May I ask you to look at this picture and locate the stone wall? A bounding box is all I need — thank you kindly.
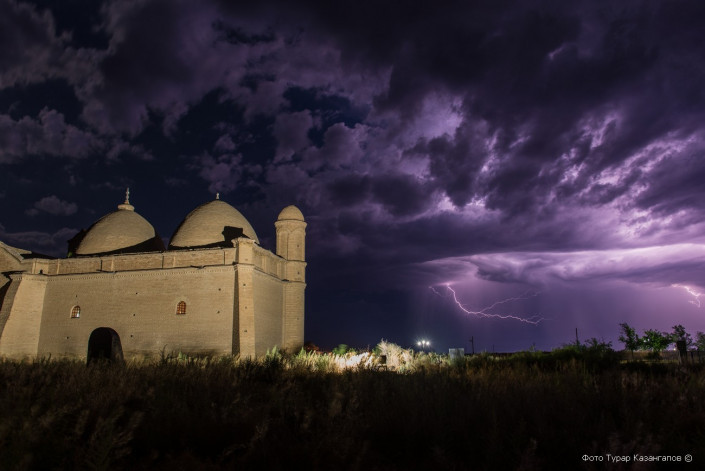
[253,270,284,357]
[0,234,304,360]
[0,274,47,358]
[282,280,305,352]
[36,266,236,359]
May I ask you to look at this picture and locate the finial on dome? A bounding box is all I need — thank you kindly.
[118,187,135,211]
[216,192,220,200]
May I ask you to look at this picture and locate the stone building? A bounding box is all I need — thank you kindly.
[0,192,306,361]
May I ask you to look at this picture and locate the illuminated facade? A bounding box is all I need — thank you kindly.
[0,193,306,360]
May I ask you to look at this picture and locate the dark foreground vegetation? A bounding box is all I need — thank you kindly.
[1,347,705,470]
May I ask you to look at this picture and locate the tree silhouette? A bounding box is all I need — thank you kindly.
[671,324,693,348]
[695,332,705,352]
[641,329,671,358]
[618,323,641,359]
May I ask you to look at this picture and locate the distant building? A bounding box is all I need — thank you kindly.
[0,192,306,361]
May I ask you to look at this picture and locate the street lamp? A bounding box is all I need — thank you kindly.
[417,339,431,351]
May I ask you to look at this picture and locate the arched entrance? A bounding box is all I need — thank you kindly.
[87,327,124,364]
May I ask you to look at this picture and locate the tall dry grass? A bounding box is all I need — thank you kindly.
[0,348,704,470]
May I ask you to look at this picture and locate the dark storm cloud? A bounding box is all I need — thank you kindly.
[0,108,100,162]
[301,123,366,171]
[326,174,370,208]
[296,0,705,221]
[2,0,705,352]
[418,120,488,208]
[272,110,313,161]
[82,0,228,135]
[0,0,62,86]
[634,144,705,216]
[212,0,705,259]
[195,152,244,194]
[370,173,434,217]
[3,0,705,293]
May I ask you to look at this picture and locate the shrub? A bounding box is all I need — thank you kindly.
[642,329,672,358]
[332,344,350,355]
[376,340,415,371]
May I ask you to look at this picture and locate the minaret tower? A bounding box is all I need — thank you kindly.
[275,206,306,351]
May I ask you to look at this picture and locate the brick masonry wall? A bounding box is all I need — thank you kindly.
[0,274,47,358]
[253,270,284,357]
[282,281,305,352]
[1,237,302,360]
[36,267,236,359]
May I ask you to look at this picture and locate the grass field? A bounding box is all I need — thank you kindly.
[1,346,704,470]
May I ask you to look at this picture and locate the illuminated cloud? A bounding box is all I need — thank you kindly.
[459,244,705,290]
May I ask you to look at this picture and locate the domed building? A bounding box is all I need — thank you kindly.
[0,191,306,361]
[70,190,166,257]
[169,197,260,249]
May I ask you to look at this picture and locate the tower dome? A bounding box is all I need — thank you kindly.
[277,205,305,222]
[169,197,259,249]
[75,190,164,256]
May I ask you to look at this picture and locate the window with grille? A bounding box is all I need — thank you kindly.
[71,306,81,318]
[176,301,186,315]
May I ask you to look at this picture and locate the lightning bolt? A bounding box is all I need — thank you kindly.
[672,284,703,308]
[431,284,546,324]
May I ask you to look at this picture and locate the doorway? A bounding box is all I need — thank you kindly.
[87,327,124,364]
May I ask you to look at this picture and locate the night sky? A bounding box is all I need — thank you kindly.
[2,0,705,352]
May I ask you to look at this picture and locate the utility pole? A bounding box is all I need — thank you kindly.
[575,327,579,346]
[469,336,475,355]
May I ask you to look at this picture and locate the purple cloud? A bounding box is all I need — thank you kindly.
[0,109,100,162]
[273,110,313,162]
[466,244,705,289]
[26,195,78,217]
[0,223,76,254]
[3,0,705,350]
[0,0,64,87]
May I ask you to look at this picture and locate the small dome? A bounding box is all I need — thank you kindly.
[169,199,259,249]
[75,197,164,256]
[277,205,305,222]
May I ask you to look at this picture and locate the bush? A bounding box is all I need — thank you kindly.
[332,344,350,355]
[376,340,415,372]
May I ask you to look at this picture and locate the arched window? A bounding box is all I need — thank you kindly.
[176,301,186,315]
[71,306,81,318]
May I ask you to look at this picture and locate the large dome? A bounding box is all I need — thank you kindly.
[75,195,164,256]
[169,199,259,249]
